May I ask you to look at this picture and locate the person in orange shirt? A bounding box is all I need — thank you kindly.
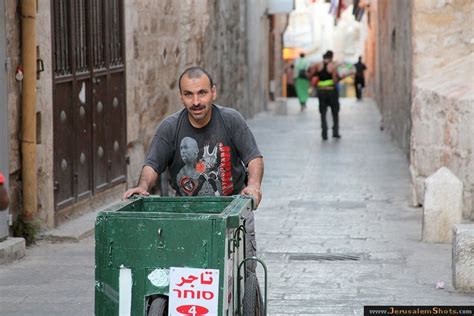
[0,172,9,210]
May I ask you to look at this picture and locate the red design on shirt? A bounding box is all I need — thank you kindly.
[195,161,206,173]
[219,143,233,195]
[179,176,197,195]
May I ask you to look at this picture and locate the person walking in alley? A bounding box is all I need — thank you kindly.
[294,52,311,111]
[285,63,296,97]
[123,66,264,273]
[0,172,9,210]
[354,56,367,101]
[312,50,341,140]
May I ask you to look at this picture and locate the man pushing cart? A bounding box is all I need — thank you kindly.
[95,67,266,315]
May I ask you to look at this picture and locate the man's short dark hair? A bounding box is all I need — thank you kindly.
[299,53,305,58]
[178,67,215,92]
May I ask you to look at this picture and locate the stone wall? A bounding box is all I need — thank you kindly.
[5,0,22,221]
[271,15,289,99]
[124,0,186,187]
[410,62,473,219]
[410,0,474,219]
[5,0,275,228]
[203,0,249,115]
[5,1,59,228]
[364,1,377,97]
[35,2,55,228]
[372,0,474,218]
[5,1,20,176]
[125,0,269,187]
[245,0,270,116]
[374,0,413,157]
[412,0,473,80]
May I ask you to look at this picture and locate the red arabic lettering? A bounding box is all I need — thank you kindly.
[176,274,198,287]
[200,271,213,285]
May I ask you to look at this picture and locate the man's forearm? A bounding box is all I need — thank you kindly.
[137,166,159,191]
[247,157,264,188]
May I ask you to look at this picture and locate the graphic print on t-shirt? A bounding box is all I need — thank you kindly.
[176,137,233,196]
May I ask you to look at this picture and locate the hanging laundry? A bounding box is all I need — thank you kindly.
[329,0,339,16]
[337,0,347,20]
[353,0,360,16]
[353,0,366,22]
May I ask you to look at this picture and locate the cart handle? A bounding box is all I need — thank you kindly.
[234,194,257,210]
[229,225,246,256]
[237,257,268,316]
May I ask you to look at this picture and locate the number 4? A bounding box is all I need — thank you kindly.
[188,305,197,316]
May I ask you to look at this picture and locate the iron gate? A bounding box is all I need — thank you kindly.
[52,0,126,210]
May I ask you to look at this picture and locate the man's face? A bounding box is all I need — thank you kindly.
[180,74,217,128]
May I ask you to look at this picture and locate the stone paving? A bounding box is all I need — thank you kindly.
[0,97,472,315]
[252,98,474,315]
[0,238,94,315]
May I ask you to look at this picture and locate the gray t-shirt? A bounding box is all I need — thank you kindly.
[144,105,262,196]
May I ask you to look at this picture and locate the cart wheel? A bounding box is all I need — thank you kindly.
[148,296,168,316]
[243,273,264,316]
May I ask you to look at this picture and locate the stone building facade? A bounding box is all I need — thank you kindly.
[410,0,473,218]
[3,0,288,231]
[372,0,473,218]
[373,0,413,157]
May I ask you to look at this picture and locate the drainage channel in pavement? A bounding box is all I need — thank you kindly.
[289,253,363,262]
[260,251,406,264]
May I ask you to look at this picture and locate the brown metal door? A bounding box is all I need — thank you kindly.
[52,0,126,210]
[52,1,77,209]
[106,0,127,186]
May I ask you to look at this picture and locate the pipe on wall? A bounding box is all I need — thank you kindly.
[20,0,37,221]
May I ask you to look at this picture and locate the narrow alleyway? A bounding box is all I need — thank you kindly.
[0,97,472,316]
[253,98,474,314]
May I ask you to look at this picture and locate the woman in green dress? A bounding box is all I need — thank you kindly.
[294,53,310,111]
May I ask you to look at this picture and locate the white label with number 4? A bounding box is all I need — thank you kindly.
[169,267,220,315]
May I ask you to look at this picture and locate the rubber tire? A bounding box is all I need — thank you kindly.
[148,296,168,316]
[243,273,264,316]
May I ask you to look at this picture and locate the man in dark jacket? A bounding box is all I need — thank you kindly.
[354,56,367,101]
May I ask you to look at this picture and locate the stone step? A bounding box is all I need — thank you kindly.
[0,237,25,265]
[453,223,474,292]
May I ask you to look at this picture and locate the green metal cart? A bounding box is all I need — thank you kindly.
[95,195,266,316]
